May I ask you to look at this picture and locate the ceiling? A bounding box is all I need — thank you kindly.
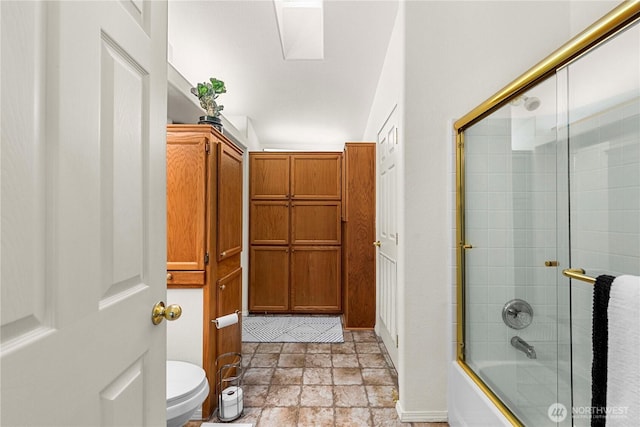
[167,0,399,150]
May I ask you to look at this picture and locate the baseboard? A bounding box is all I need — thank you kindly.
[396,401,448,422]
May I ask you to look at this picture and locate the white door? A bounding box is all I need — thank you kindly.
[1,1,168,426]
[376,107,399,365]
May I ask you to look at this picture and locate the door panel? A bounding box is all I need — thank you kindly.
[291,246,341,312]
[166,135,207,270]
[0,2,167,425]
[217,268,242,358]
[250,201,290,245]
[376,107,399,363]
[291,201,342,245]
[249,247,290,311]
[291,154,342,199]
[250,154,290,199]
[218,141,243,260]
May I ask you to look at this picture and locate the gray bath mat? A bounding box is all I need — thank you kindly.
[242,315,344,343]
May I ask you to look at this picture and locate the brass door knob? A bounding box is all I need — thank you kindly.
[151,301,182,325]
[373,241,381,247]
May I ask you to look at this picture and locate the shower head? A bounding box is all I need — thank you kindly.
[523,96,541,111]
[510,95,541,111]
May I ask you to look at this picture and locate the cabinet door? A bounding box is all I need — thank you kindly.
[291,154,342,200]
[217,267,242,358]
[250,154,290,199]
[291,246,341,312]
[249,246,290,312]
[166,135,207,270]
[250,201,290,245]
[291,201,342,245]
[218,140,243,261]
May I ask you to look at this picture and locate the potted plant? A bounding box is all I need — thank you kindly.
[191,77,226,131]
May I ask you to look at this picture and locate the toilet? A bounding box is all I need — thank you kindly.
[166,361,210,427]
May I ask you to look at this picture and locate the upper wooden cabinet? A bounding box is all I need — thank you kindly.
[291,154,341,200]
[249,153,342,200]
[250,154,290,199]
[217,141,243,261]
[166,135,207,271]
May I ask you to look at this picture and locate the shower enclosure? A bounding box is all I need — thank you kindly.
[454,4,640,426]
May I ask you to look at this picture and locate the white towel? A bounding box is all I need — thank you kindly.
[606,275,640,426]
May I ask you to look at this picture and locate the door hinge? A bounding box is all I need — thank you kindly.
[396,335,399,348]
[204,252,210,265]
[395,233,398,245]
[205,141,211,154]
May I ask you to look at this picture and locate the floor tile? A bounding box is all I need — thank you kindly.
[334,407,372,426]
[281,342,307,354]
[250,353,279,368]
[361,368,395,385]
[334,385,369,407]
[256,407,298,427]
[298,407,334,427]
[332,353,360,367]
[333,367,363,385]
[271,367,303,385]
[190,328,450,427]
[278,353,305,368]
[265,385,301,407]
[365,385,397,407]
[244,367,274,385]
[299,385,333,406]
[304,353,332,368]
[303,367,332,385]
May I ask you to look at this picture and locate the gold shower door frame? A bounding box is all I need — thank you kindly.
[453,2,640,426]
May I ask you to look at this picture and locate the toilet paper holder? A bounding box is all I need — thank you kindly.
[212,310,241,329]
[215,351,244,422]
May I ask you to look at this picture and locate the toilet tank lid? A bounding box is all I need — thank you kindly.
[167,360,207,401]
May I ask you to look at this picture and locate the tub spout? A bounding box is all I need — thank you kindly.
[511,336,537,359]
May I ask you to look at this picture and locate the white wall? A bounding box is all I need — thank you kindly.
[363,0,623,421]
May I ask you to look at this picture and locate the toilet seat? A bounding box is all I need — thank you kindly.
[167,361,209,427]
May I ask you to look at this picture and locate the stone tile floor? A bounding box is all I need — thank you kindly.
[186,330,448,427]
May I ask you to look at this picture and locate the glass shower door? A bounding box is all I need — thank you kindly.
[463,75,572,425]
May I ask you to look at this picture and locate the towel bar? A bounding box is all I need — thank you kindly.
[562,268,596,285]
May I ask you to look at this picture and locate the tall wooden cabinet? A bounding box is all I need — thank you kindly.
[249,153,342,313]
[342,143,376,329]
[166,124,243,418]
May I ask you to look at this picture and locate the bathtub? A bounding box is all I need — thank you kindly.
[448,361,575,427]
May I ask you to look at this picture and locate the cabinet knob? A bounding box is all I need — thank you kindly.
[166,273,173,281]
[221,251,227,257]
[220,284,226,291]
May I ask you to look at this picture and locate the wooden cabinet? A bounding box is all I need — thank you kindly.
[166,124,243,418]
[249,246,289,312]
[342,143,376,329]
[249,152,342,313]
[291,246,341,312]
